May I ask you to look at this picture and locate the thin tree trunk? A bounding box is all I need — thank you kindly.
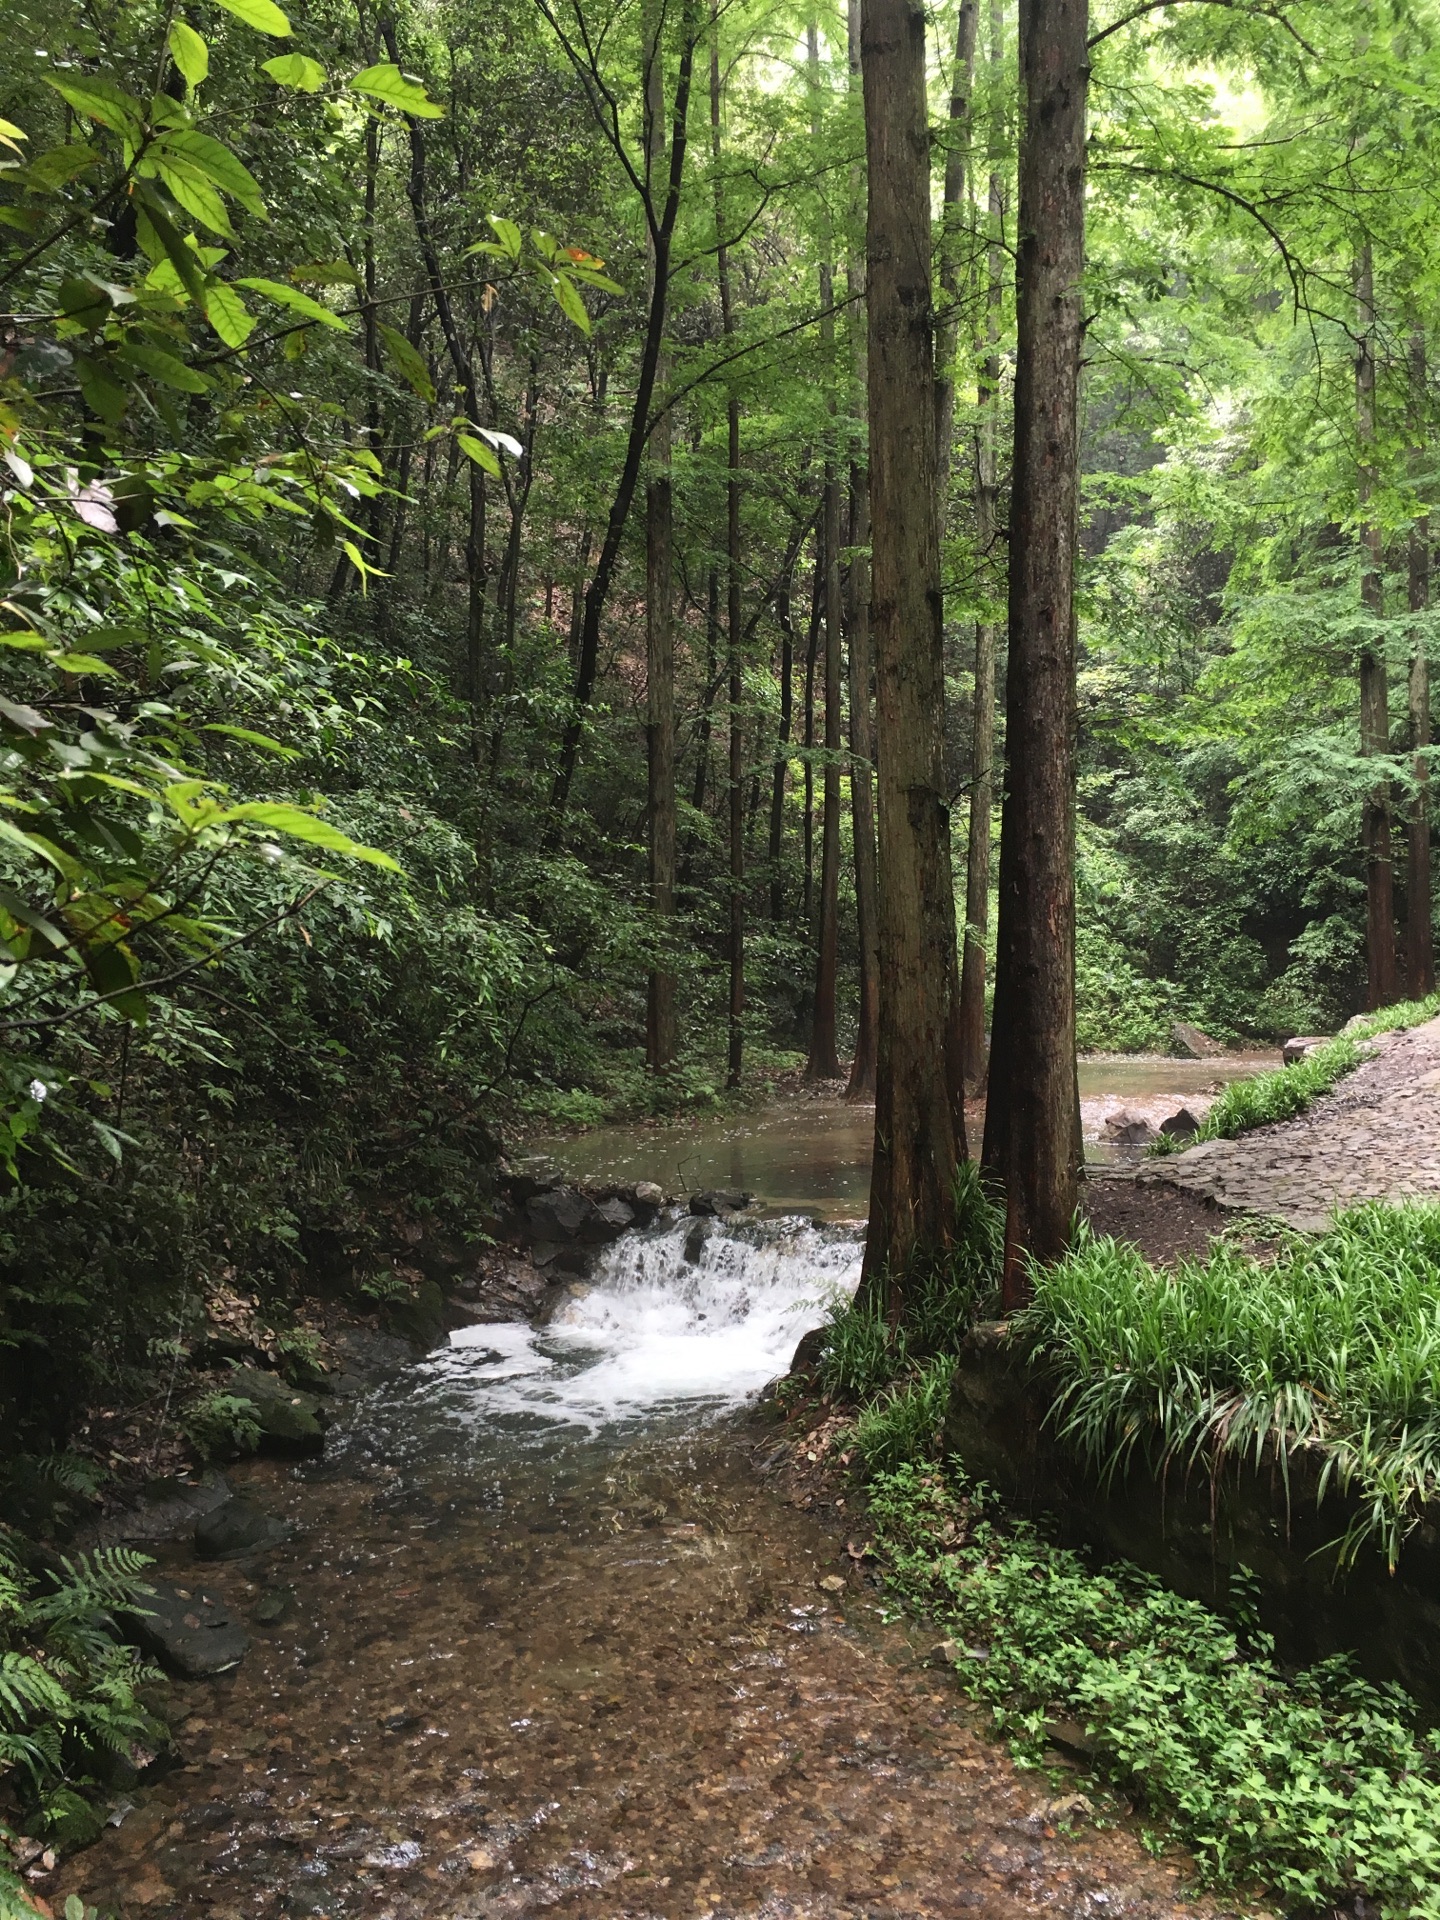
[1408,328,1435,999]
[727,394,745,1087]
[1356,243,1397,1011]
[984,0,1087,1306]
[858,0,967,1312]
[646,4,678,1072]
[845,0,879,1101]
[957,0,1005,1093]
[768,565,796,923]
[933,0,979,487]
[802,544,821,932]
[805,20,844,1081]
[693,565,720,815]
[550,12,696,815]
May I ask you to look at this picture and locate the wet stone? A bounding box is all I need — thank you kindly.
[121,1578,249,1678]
[228,1367,331,1455]
[195,1495,290,1560]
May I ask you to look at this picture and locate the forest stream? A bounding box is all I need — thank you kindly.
[53,1074,1274,1920]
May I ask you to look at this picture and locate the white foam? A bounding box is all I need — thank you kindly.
[443,1214,861,1432]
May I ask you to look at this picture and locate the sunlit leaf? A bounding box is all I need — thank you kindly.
[237,277,346,329]
[201,278,254,348]
[350,62,443,117]
[168,21,210,89]
[46,77,145,141]
[212,0,292,35]
[456,433,501,477]
[262,53,327,91]
[220,801,402,869]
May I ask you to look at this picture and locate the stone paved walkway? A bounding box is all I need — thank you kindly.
[1138,1014,1440,1232]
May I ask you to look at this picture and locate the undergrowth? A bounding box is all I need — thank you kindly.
[0,1530,162,1908]
[868,1460,1440,1916]
[1151,990,1440,1153]
[814,1161,1004,1404]
[1017,1200,1440,1566]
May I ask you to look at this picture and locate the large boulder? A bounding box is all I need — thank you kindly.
[1169,1021,1222,1059]
[227,1367,330,1455]
[524,1186,601,1244]
[1101,1108,1157,1146]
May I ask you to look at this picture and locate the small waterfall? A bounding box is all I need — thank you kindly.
[444,1212,862,1432]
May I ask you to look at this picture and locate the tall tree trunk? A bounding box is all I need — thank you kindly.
[646,5,678,1072]
[806,20,844,1081]
[933,0,979,486]
[713,12,745,1087]
[983,0,1087,1307]
[549,12,696,815]
[859,0,967,1312]
[845,0,879,1101]
[1356,244,1397,1011]
[1407,328,1435,999]
[957,0,1005,1093]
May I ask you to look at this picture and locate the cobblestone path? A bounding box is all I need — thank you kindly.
[1139,1014,1440,1232]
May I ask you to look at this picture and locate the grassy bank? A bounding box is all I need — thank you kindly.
[807,1183,1440,1915]
[1153,991,1440,1151]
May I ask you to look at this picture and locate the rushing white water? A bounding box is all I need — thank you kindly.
[441,1212,861,1434]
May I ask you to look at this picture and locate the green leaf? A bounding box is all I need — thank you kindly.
[117,341,212,392]
[212,0,292,34]
[155,129,266,219]
[201,723,299,757]
[261,53,326,91]
[350,62,443,117]
[133,186,207,303]
[378,321,434,402]
[0,115,25,158]
[236,277,346,329]
[201,278,254,348]
[22,143,99,191]
[168,20,210,88]
[149,156,233,238]
[550,271,590,335]
[57,274,111,332]
[456,433,501,477]
[487,214,522,259]
[221,802,402,870]
[291,259,361,286]
[75,355,129,424]
[46,76,145,141]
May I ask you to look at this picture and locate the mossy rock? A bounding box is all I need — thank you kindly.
[385,1279,448,1351]
[227,1367,330,1456]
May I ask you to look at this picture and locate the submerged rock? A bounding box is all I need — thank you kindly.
[194,1495,290,1561]
[1101,1109,1157,1146]
[227,1367,330,1455]
[689,1189,751,1216]
[122,1579,249,1678]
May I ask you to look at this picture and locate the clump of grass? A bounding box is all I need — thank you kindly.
[1015,1200,1440,1566]
[847,1355,956,1473]
[869,1458,1440,1916]
[1152,990,1440,1154]
[814,1160,1003,1404]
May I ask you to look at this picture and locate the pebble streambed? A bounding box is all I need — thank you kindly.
[60,1214,1233,1920]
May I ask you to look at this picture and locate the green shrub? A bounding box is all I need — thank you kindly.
[178,1390,262,1462]
[0,1529,162,1898]
[815,1161,1004,1401]
[1016,1200,1440,1566]
[848,1356,956,1474]
[868,1460,1440,1916]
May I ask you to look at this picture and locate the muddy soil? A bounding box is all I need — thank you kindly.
[55,1403,1243,1920]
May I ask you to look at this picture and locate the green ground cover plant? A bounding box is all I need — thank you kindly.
[0,1531,161,1909]
[1152,992,1440,1153]
[868,1460,1440,1916]
[1017,1200,1440,1567]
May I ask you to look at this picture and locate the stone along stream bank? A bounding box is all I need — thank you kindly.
[55,1212,1236,1920]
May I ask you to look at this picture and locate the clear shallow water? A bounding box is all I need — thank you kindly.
[58,1212,1218,1918]
[528,1053,1281,1214]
